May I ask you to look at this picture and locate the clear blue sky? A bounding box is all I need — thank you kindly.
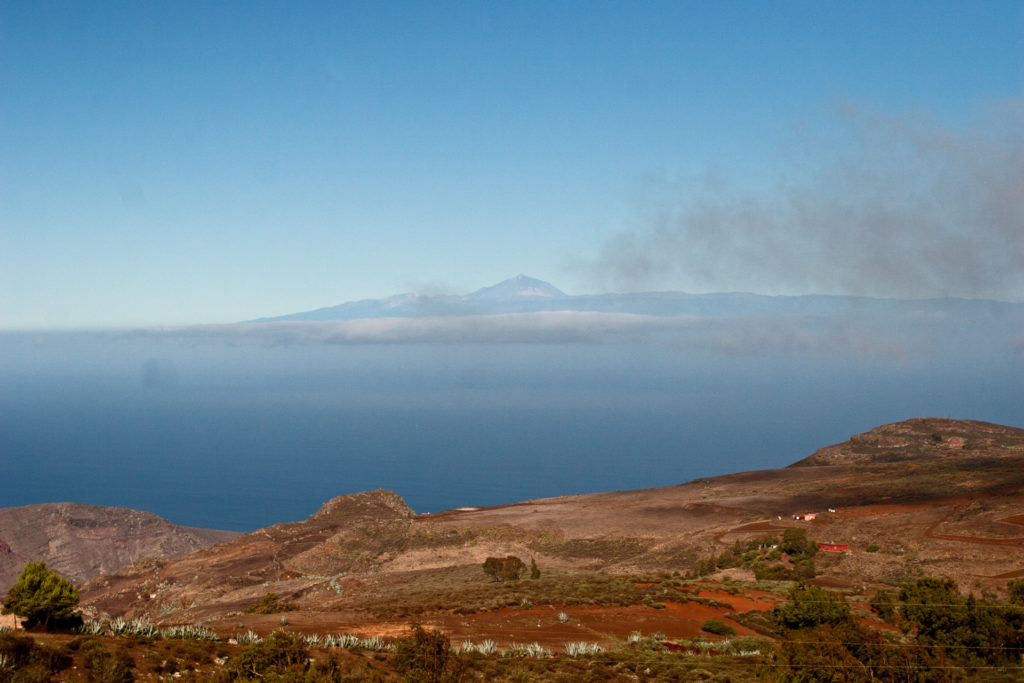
[2,1,1021,328]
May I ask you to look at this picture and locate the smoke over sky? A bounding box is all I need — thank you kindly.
[587,101,1024,301]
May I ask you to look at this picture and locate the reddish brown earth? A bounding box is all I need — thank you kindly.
[73,418,1023,647]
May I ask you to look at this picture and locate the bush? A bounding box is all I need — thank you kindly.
[227,630,310,678]
[866,543,881,553]
[1008,578,1024,605]
[2,561,82,631]
[392,624,459,683]
[529,558,541,580]
[753,562,795,581]
[482,556,527,582]
[700,619,735,636]
[0,631,72,679]
[773,584,851,631]
[80,638,134,683]
[244,592,297,614]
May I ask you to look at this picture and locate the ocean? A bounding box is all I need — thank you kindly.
[2,327,1021,531]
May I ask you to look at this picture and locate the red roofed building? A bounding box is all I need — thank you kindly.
[818,543,849,552]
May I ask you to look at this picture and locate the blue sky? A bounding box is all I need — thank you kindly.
[2,1,1021,328]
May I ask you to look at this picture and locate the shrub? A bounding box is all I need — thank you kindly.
[2,562,82,631]
[866,543,881,553]
[392,624,458,683]
[701,619,736,636]
[80,638,134,683]
[1008,578,1024,605]
[244,592,297,614]
[773,584,851,631]
[869,589,897,623]
[529,558,541,580]
[482,556,527,582]
[0,631,72,679]
[227,630,309,678]
[752,562,795,581]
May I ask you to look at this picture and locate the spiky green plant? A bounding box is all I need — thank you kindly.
[76,619,106,636]
[358,635,388,650]
[234,630,261,644]
[564,641,604,656]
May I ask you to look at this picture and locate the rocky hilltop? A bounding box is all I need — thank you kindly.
[791,417,1024,466]
[0,503,239,592]
[78,418,1024,636]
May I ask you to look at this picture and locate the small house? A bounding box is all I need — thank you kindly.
[818,543,849,552]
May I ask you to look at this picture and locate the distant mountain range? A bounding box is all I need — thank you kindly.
[249,274,1022,322]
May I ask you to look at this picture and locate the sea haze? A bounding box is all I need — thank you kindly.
[2,305,1021,532]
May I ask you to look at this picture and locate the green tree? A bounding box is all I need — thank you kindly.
[779,528,809,556]
[2,561,82,631]
[773,584,850,631]
[529,558,540,580]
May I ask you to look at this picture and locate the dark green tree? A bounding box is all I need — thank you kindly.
[773,583,850,631]
[2,561,82,631]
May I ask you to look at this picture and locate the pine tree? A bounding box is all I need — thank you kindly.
[2,561,82,631]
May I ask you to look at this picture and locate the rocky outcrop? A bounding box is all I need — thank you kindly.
[789,418,1024,467]
[309,489,415,524]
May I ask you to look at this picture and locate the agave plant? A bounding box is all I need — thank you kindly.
[556,612,569,623]
[455,640,477,655]
[76,619,106,636]
[303,633,325,647]
[163,623,218,641]
[358,635,387,651]
[564,641,604,656]
[326,633,361,648]
[506,642,551,658]
[109,616,159,638]
[476,639,497,654]
[234,630,261,644]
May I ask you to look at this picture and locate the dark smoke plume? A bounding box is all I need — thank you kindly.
[587,100,1024,301]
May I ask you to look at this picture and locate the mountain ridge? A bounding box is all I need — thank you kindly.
[248,275,1024,322]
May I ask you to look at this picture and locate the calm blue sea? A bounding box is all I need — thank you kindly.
[2,329,1021,531]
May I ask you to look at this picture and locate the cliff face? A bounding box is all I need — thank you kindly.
[0,502,239,592]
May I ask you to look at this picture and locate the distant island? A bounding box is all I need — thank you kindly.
[248,274,1024,322]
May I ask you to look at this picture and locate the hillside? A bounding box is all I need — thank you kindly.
[0,503,239,593]
[77,418,1024,647]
